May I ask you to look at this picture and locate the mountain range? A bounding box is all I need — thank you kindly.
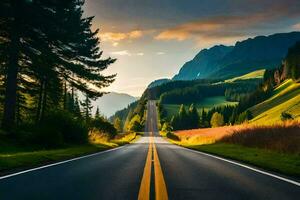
[92,92,138,118]
[172,32,300,80]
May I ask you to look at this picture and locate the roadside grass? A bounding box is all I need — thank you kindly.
[189,143,300,178]
[111,132,139,145]
[169,122,300,177]
[250,79,300,125]
[0,144,110,173]
[163,96,238,120]
[0,132,138,174]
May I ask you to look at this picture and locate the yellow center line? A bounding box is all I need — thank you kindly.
[152,136,168,200]
[138,136,153,200]
[138,102,168,199]
[138,132,168,200]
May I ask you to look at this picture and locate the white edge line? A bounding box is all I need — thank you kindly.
[181,147,300,187]
[0,145,125,180]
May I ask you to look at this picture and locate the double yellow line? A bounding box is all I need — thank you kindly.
[138,133,168,200]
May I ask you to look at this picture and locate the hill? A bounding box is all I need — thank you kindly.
[173,32,300,80]
[224,69,265,83]
[92,92,138,118]
[147,78,171,88]
[249,79,300,125]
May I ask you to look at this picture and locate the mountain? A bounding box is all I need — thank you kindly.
[92,92,138,118]
[147,78,171,88]
[173,45,233,80]
[173,32,300,80]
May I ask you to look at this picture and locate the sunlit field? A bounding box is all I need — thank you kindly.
[174,121,300,154]
[250,79,300,125]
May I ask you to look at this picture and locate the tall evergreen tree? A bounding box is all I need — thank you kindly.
[188,104,200,129]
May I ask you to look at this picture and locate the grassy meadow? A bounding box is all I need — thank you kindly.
[250,79,300,125]
[224,69,265,83]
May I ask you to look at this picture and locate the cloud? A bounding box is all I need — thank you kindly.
[112,42,119,47]
[110,51,145,56]
[129,30,143,39]
[155,2,300,47]
[292,23,300,30]
[156,52,165,55]
[101,30,144,45]
[110,50,131,56]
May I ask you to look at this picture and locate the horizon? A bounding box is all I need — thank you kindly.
[84,0,300,96]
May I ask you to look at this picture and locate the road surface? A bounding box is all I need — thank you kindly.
[0,101,299,199]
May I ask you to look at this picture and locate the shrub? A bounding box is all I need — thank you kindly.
[37,110,88,147]
[90,117,117,138]
[166,131,180,141]
[210,112,224,127]
[281,112,294,121]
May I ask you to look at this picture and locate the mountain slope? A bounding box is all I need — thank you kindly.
[173,32,300,80]
[92,92,138,118]
[173,45,233,80]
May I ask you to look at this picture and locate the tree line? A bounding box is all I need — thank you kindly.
[0,0,116,146]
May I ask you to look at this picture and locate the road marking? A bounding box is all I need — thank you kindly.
[153,137,168,200]
[138,133,169,200]
[0,146,125,181]
[138,137,153,200]
[182,147,300,187]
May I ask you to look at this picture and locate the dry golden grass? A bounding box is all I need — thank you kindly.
[220,121,300,154]
[174,121,300,154]
[175,126,243,145]
[89,131,137,147]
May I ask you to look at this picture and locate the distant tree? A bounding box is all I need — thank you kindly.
[113,117,123,133]
[200,108,209,128]
[95,107,100,119]
[210,112,224,128]
[81,93,93,122]
[188,104,200,129]
[127,114,142,132]
[162,122,173,133]
[286,42,300,80]
[236,110,253,124]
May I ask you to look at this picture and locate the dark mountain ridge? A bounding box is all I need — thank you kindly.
[173,32,300,80]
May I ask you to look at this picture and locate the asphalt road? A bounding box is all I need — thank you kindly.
[0,101,299,199]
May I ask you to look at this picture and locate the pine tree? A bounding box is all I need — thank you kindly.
[113,117,123,133]
[188,104,200,129]
[95,107,100,119]
[81,93,93,123]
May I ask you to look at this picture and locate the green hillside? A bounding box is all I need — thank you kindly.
[163,96,238,120]
[250,79,300,125]
[225,69,265,83]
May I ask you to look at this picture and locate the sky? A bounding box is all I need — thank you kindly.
[83,0,300,97]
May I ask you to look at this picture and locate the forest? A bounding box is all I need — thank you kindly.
[0,0,117,147]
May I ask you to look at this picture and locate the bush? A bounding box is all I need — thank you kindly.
[210,112,224,127]
[37,110,88,147]
[90,117,117,138]
[166,132,180,141]
[281,112,294,121]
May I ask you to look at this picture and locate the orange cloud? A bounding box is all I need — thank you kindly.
[101,30,144,45]
[293,23,300,30]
